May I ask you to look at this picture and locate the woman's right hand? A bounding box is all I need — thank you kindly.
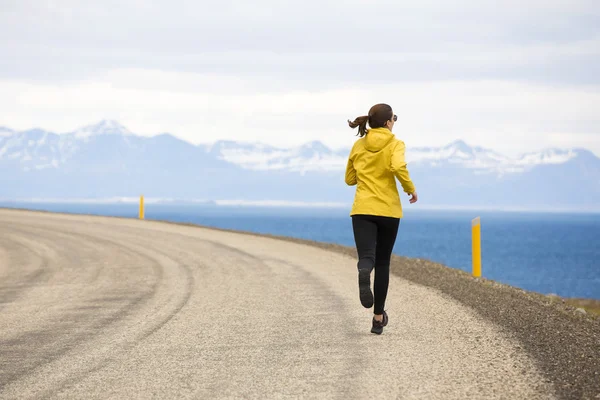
[408,192,418,204]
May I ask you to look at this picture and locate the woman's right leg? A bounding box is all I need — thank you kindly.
[373,217,400,316]
[352,215,378,308]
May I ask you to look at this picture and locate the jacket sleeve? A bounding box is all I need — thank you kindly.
[345,148,357,186]
[390,141,416,194]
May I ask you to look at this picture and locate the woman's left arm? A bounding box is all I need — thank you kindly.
[345,144,357,186]
[345,157,357,186]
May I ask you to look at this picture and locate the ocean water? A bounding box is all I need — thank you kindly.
[2,202,599,300]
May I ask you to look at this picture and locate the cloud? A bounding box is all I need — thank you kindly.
[1,0,598,84]
[0,0,598,155]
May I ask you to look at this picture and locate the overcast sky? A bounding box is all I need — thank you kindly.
[1,0,599,155]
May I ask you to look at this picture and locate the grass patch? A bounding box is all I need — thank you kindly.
[563,298,600,316]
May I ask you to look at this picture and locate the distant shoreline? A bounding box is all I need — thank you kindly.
[1,199,600,214]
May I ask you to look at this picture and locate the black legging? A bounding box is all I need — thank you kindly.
[352,214,400,315]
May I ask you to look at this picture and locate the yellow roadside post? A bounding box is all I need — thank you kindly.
[472,216,481,277]
[139,195,145,220]
[471,217,481,277]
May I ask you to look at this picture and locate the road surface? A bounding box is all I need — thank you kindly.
[0,209,555,399]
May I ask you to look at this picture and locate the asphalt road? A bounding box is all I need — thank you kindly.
[0,209,555,399]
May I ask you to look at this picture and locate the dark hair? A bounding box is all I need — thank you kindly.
[348,103,394,137]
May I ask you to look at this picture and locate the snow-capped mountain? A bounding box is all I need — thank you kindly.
[515,149,579,166]
[1,121,599,211]
[0,121,137,172]
[203,138,587,175]
[71,119,134,140]
[409,140,509,170]
[1,120,591,175]
[204,140,347,172]
[405,140,585,174]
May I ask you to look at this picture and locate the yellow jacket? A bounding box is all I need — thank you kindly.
[345,127,416,218]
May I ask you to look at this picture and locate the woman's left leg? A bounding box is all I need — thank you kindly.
[351,215,378,308]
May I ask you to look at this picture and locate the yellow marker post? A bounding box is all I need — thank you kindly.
[472,217,481,277]
[139,195,145,220]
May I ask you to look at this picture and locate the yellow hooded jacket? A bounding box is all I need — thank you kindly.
[345,127,416,218]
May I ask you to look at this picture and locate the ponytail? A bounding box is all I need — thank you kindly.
[348,104,394,137]
[348,115,369,137]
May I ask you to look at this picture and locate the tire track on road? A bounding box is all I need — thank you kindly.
[0,225,164,391]
[0,233,52,307]
[5,223,196,399]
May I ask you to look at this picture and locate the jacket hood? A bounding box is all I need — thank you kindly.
[364,127,394,152]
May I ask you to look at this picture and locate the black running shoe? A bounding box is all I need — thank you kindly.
[371,317,384,335]
[358,268,373,308]
[382,310,388,327]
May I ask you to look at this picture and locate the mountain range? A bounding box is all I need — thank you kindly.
[1,120,599,211]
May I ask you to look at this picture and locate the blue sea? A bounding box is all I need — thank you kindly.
[2,202,599,300]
